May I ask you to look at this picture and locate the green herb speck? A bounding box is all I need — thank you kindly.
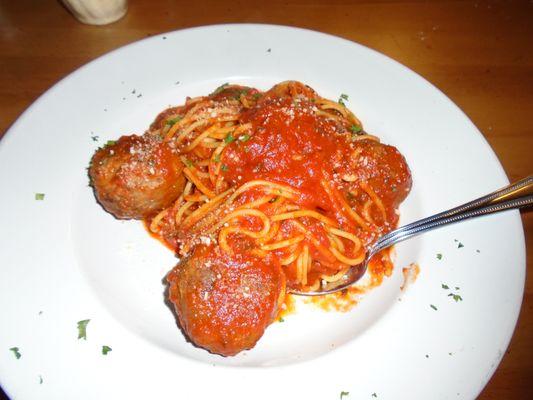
[340,391,349,399]
[448,293,463,302]
[458,242,464,248]
[372,394,378,398]
[221,164,229,172]
[77,319,90,340]
[239,134,251,142]
[430,304,437,311]
[9,347,21,359]
[102,345,112,355]
[39,375,43,384]
[349,124,362,134]
[212,83,229,95]
[338,93,349,106]
[35,193,45,201]
[436,253,442,260]
[441,284,449,290]
[213,154,221,163]
[224,134,235,144]
[166,116,182,127]
[278,317,284,323]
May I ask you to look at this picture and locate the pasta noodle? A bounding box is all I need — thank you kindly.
[92,80,411,294]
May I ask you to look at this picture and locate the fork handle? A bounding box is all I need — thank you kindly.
[369,177,533,258]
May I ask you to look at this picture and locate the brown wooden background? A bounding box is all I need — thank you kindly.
[0,0,531,398]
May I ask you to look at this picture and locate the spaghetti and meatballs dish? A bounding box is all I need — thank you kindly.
[89,81,411,356]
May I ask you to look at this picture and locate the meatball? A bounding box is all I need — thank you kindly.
[167,245,286,356]
[89,134,185,219]
[351,139,412,208]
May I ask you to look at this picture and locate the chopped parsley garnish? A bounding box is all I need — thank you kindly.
[267,48,271,53]
[233,89,249,100]
[372,394,378,398]
[278,317,284,322]
[213,153,221,163]
[35,193,45,201]
[457,242,464,248]
[338,93,349,106]
[166,116,182,127]
[91,135,99,142]
[105,140,116,147]
[340,391,349,399]
[77,319,90,340]
[39,375,43,384]
[184,159,194,168]
[102,345,112,355]
[224,134,235,144]
[442,283,463,302]
[425,354,429,358]
[239,134,251,142]
[436,253,443,260]
[9,347,21,359]
[212,83,229,95]
[349,124,362,134]
[220,164,229,172]
[253,93,262,100]
[448,293,463,302]
[430,304,437,311]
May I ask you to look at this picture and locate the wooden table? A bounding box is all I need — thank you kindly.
[0,0,531,398]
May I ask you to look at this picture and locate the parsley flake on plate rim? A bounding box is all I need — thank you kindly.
[9,347,21,359]
[77,319,90,340]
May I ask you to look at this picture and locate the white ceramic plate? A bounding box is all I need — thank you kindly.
[0,24,525,400]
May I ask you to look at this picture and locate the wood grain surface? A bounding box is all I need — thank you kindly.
[0,0,531,398]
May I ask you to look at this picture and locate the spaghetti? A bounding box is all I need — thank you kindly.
[145,81,411,292]
[89,81,412,356]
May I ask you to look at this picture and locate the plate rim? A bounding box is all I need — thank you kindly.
[0,23,526,400]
